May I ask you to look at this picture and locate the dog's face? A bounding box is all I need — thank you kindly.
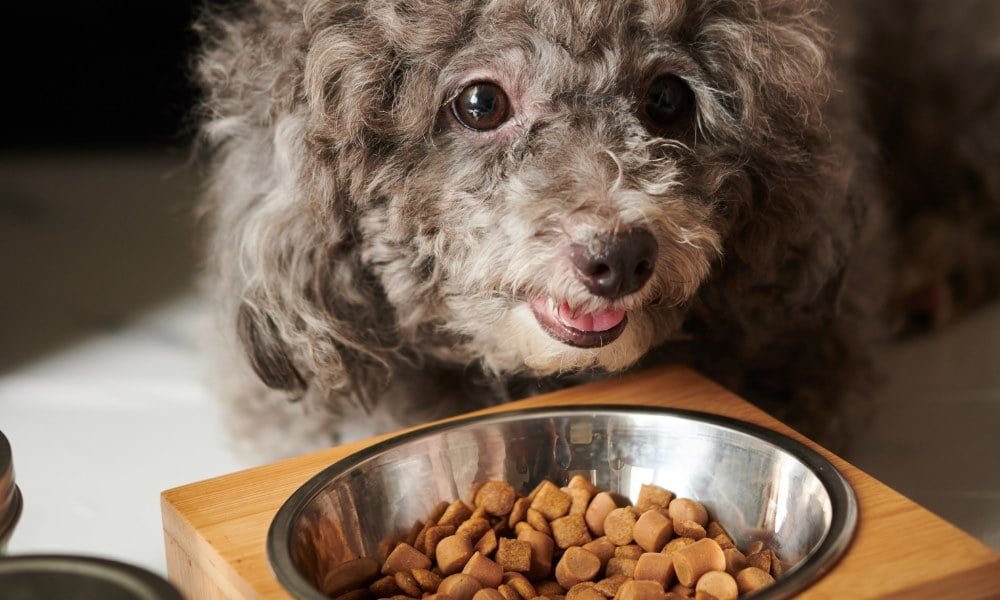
[294,0,830,378]
[220,0,831,392]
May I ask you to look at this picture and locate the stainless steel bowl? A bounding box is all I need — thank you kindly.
[269,406,857,599]
[0,555,184,599]
[0,430,22,554]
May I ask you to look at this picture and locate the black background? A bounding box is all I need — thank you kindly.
[2,3,209,149]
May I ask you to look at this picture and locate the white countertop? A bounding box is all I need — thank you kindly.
[0,295,252,573]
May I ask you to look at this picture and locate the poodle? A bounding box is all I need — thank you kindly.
[194,0,1000,457]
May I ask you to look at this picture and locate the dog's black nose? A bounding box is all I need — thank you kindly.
[571,228,658,298]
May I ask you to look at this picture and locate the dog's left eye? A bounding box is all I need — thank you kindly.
[452,82,511,131]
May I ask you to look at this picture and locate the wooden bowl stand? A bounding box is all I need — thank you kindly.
[162,367,999,598]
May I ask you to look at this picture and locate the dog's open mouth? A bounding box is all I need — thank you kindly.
[529,297,628,348]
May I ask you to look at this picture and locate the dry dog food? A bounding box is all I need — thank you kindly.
[324,478,783,600]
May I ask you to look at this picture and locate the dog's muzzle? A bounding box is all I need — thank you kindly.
[527,227,657,348]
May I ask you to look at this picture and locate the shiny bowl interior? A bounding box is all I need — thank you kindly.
[269,406,857,599]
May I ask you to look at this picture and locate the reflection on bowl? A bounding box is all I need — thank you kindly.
[269,406,857,599]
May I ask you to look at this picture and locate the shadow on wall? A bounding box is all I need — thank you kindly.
[0,152,202,373]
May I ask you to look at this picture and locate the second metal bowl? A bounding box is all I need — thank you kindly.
[0,430,21,554]
[269,406,857,599]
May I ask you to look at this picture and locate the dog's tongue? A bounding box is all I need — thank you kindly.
[559,302,626,332]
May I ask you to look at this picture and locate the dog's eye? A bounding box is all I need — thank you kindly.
[452,82,510,131]
[642,75,694,131]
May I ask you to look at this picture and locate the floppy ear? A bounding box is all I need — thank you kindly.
[196,0,401,413]
[236,302,306,392]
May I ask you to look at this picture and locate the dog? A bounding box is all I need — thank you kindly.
[194,0,999,458]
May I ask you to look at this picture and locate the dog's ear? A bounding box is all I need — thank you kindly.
[196,1,402,413]
[236,302,306,392]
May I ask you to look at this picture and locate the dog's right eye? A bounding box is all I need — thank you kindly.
[452,82,511,131]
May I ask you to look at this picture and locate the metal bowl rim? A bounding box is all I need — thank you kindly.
[0,554,184,599]
[268,405,858,600]
[0,484,22,544]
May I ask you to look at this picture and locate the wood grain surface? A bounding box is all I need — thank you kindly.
[162,366,1000,599]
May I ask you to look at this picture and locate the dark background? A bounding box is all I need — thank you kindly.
[0,3,217,370]
[3,3,204,150]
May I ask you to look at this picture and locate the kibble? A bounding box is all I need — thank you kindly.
[532,482,572,520]
[342,480,782,600]
[584,493,617,536]
[662,538,696,556]
[322,557,382,597]
[671,539,725,587]
[734,567,775,595]
[473,589,505,600]
[509,498,532,528]
[705,523,725,539]
[528,509,554,535]
[593,574,628,598]
[551,514,592,549]
[581,537,615,569]
[634,511,673,553]
[617,579,666,600]
[614,545,644,560]
[555,547,602,589]
[475,529,498,556]
[463,552,503,588]
[395,571,423,597]
[519,529,555,579]
[440,500,474,527]
[712,534,735,551]
[603,508,638,546]
[476,482,517,517]
[745,551,770,574]
[383,543,432,575]
[437,535,475,575]
[496,538,532,573]
[694,571,737,600]
[634,553,674,589]
[503,572,537,599]
[636,485,673,513]
[412,569,442,592]
[667,500,708,528]
[722,549,747,576]
[458,518,492,543]
[769,551,784,579]
[536,581,566,596]
[567,583,603,600]
[565,487,593,516]
[425,526,458,558]
[567,475,598,494]
[439,574,483,600]
[369,575,401,597]
[605,557,637,578]
[497,584,520,600]
[672,519,706,541]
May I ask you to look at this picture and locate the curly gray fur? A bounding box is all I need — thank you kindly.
[195,0,999,458]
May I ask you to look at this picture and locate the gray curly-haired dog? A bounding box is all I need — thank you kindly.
[196,0,1000,457]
